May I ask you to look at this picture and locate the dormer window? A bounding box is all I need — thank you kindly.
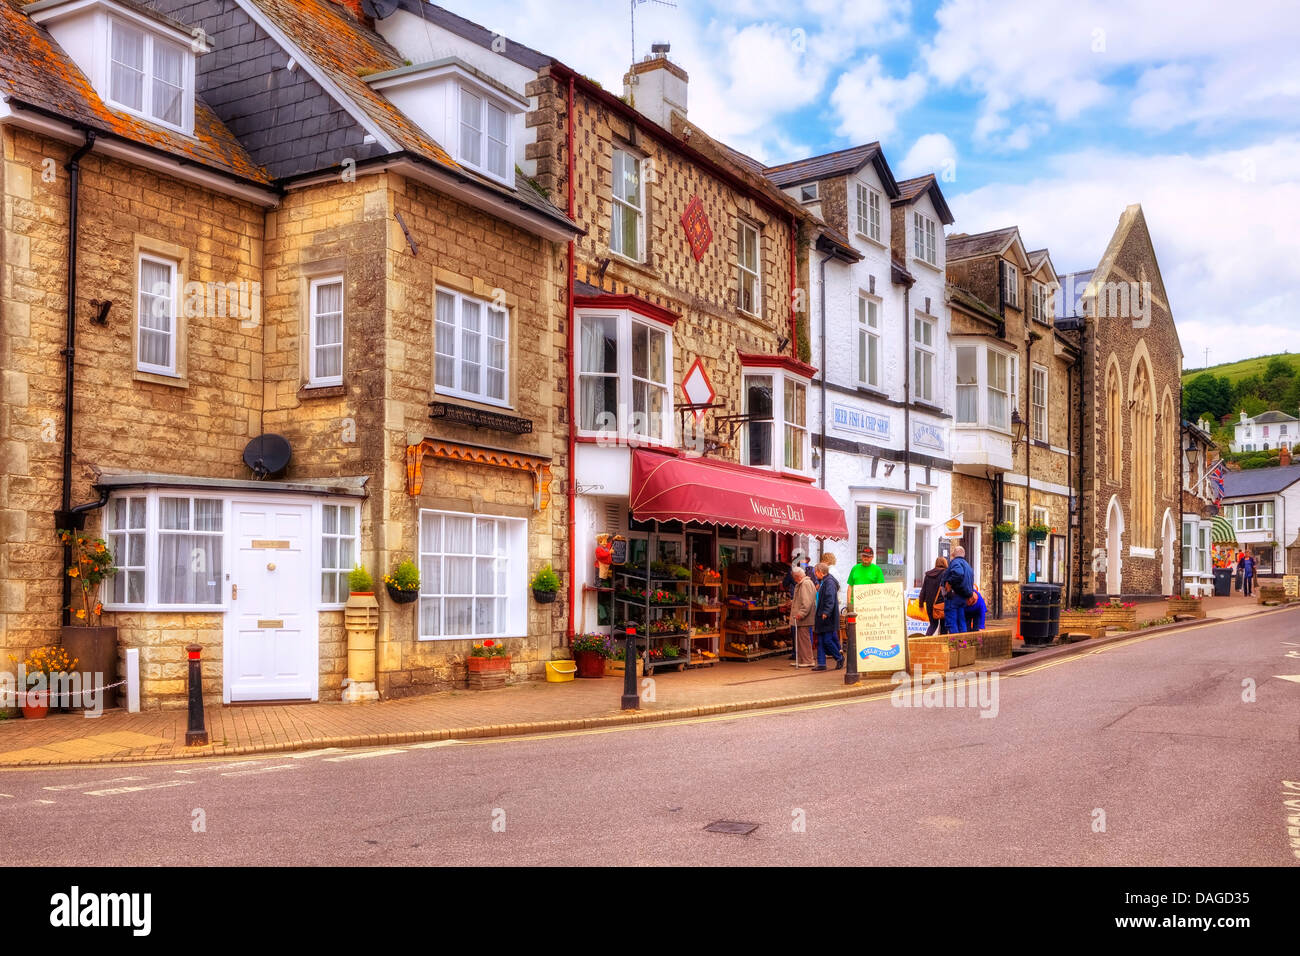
[109,19,188,129]
[458,85,511,181]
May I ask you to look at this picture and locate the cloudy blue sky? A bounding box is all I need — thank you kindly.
[441,0,1300,369]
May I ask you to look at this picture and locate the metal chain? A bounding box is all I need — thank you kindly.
[10,677,129,703]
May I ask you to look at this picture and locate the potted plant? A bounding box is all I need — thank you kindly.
[993,521,1016,543]
[57,530,118,710]
[342,566,380,703]
[1026,522,1051,542]
[571,633,610,679]
[383,559,420,604]
[9,646,78,719]
[467,639,511,690]
[531,563,560,604]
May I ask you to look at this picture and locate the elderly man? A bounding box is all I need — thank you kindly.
[941,545,975,635]
[789,566,817,667]
[811,562,844,671]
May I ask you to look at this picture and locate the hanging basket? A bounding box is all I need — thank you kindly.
[533,588,558,604]
[993,529,1014,543]
[386,583,419,604]
[1027,529,1049,542]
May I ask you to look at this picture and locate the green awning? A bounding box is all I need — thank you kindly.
[1211,515,1236,544]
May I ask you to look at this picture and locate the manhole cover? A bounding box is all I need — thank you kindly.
[704,820,759,835]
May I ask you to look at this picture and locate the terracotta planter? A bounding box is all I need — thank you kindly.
[574,649,606,679]
[21,690,49,720]
[60,624,118,710]
[467,655,511,690]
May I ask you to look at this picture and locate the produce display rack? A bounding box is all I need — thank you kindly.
[688,570,722,668]
[721,564,793,661]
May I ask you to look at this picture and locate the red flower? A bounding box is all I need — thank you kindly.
[483,639,495,647]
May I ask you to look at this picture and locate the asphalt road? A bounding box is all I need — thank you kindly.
[3,609,1299,866]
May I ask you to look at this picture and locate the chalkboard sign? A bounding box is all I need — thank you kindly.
[610,535,627,566]
[1284,574,1298,598]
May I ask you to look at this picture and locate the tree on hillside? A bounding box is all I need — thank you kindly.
[1183,372,1234,420]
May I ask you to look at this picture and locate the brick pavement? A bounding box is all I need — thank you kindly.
[0,596,1288,768]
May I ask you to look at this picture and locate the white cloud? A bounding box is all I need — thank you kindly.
[900,132,957,178]
[829,57,926,143]
[948,138,1300,365]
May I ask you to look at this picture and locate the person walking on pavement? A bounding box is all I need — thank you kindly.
[941,546,975,635]
[811,562,844,670]
[789,566,817,667]
[1242,550,1256,597]
[920,556,949,635]
[964,583,987,632]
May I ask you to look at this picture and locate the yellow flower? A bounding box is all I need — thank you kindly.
[68,568,79,578]
[75,609,86,620]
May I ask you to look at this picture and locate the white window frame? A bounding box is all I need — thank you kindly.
[799,183,819,203]
[434,286,510,407]
[106,17,193,134]
[1231,501,1274,533]
[575,308,674,446]
[611,147,645,262]
[455,82,512,185]
[1031,364,1049,442]
[417,509,527,641]
[737,219,762,316]
[912,315,936,404]
[1001,500,1020,581]
[1004,263,1020,308]
[308,276,344,387]
[915,490,932,521]
[104,495,147,607]
[783,378,807,472]
[320,502,359,607]
[858,293,881,389]
[913,211,937,265]
[741,368,810,475]
[1032,280,1050,323]
[855,182,882,243]
[953,340,1018,433]
[103,491,227,612]
[137,253,178,376]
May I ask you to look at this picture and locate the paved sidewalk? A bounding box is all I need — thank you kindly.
[1,598,1292,769]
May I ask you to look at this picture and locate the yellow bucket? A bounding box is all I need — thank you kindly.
[545,660,577,683]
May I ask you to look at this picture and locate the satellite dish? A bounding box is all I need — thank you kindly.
[243,434,292,479]
[361,0,400,19]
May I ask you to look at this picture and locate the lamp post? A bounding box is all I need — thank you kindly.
[621,624,639,710]
[843,611,860,685]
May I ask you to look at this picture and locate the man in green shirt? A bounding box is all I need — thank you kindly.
[846,546,884,610]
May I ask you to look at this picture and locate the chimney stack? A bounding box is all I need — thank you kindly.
[623,43,688,130]
[1282,444,1293,466]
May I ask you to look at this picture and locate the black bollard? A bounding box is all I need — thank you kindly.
[620,624,639,710]
[843,613,860,685]
[185,643,208,746]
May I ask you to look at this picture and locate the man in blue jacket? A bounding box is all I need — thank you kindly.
[811,562,843,670]
[941,546,974,635]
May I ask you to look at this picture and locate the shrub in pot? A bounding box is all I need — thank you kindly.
[384,559,420,604]
[531,563,560,604]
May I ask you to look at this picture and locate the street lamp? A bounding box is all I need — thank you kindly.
[621,624,639,710]
[1010,408,1028,445]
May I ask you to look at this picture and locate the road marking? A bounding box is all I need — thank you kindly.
[324,748,406,762]
[0,794,12,799]
[44,775,147,791]
[287,748,342,759]
[85,780,196,796]
[220,764,295,777]
[35,799,55,804]
[174,761,265,775]
[1275,675,1300,684]
[407,740,462,749]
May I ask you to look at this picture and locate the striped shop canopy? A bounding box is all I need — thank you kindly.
[1211,514,1237,544]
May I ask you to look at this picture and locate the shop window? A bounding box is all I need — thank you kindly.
[856,503,910,584]
[309,277,344,387]
[320,503,357,605]
[612,148,644,261]
[417,510,525,640]
[137,253,178,376]
[435,287,509,406]
[576,310,671,443]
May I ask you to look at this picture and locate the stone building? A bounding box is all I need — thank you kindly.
[944,228,1080,616]
[1057,205,1184,599]
[1,0,579,707]
[1180,416,1217,595]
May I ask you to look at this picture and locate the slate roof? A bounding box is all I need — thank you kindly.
[892,173,953,224]
[1221,464,1300,498]
[765,142,897,196]
[0,0,271,183]
[1055,269,1094,318]
[1027,249,1049,269]
[946,226,1020,262]
[396,0,551,70]
[1252,410,1297,424]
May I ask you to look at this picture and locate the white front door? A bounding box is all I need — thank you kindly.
[225,500,317,702]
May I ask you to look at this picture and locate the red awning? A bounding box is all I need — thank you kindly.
[629,450,848,539]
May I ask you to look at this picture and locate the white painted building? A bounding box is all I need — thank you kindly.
[1219,463,1300,575]
[1230,410,1298,453]
[765,150,954,588]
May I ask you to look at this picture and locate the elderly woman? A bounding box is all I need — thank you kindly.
[789,566,817,667]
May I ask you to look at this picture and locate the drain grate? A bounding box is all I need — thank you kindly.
[704,819,760,835]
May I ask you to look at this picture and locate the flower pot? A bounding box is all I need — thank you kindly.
[385,583,419,604]
[573,649,606,679]
[958,645,976,666]
[60,624,119,710]
[948,648,961,668]
[533,588,557,604]
[21,690,49,720]
[467,655,511,690]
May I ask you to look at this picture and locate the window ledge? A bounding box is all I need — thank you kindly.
[911,399,943,414]
[432,389,516,414]
[1129,547,1157,559]
[300,383,346,400]
[607,251,655,277]
[857,385,889,400]
[911,257,943,274]
[855,232,887,250]
[134,369,187,389]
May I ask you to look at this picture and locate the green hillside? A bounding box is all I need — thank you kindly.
[1182,352,1300,386]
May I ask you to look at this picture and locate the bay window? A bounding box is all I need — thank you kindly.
[157,496,223,605]
[784,380,806,470]
[576,309,672,443]
[418,509,526,640]
[105,496,147,606]
[987,348,1016,431]
[742,369,809,474]
[743,373,774,467]
[435,287,509,405]
[956,346,978,424]
[912,316,935,403]
[1229,501,1273,533]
